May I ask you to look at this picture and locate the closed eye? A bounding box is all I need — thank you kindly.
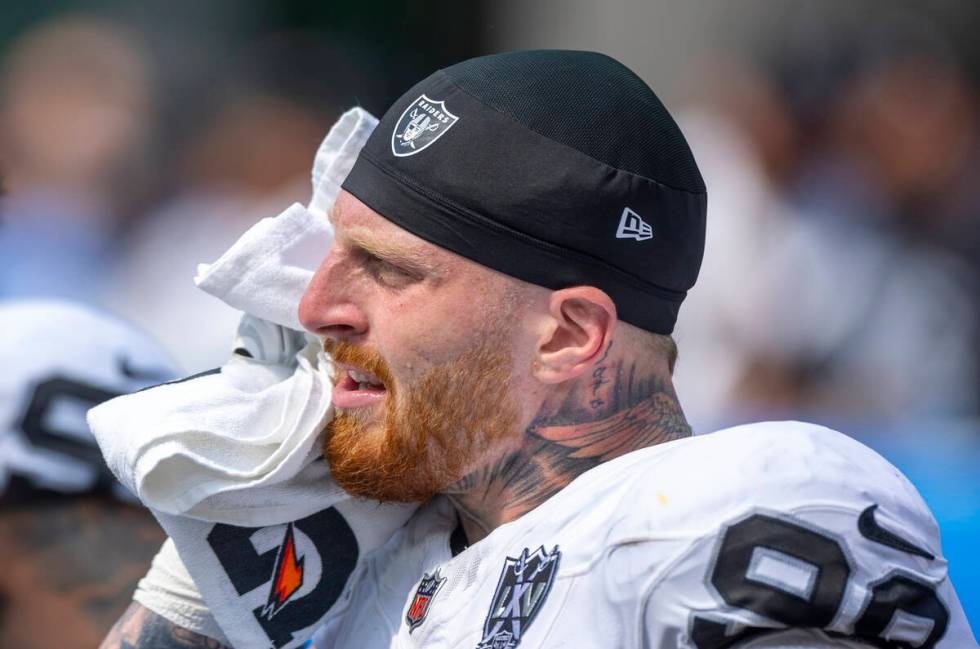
[359,251,422,288]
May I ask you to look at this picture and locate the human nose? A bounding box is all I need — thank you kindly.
[298,249,369,342]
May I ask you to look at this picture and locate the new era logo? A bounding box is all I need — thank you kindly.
[616,207,653,241]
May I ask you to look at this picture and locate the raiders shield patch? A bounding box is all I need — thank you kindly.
[477,545,561,649]
[406,569,447,632]
[391,95,459,157]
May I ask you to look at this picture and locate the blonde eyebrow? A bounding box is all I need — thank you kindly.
[327,206,406,261]
[342,227,447,279]
[328,203,448,279]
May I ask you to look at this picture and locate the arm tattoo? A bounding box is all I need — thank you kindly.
[448,343,691,540]
[100,602,230,649]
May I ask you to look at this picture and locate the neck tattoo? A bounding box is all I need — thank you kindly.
[445,344,691,544]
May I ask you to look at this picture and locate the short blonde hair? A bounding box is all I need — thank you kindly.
[653,334,678,374]
[621,323,678,374]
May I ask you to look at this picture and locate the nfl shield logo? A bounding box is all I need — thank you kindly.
[406,569,447,632]
[391,95,459,157]
[477,546,561,649]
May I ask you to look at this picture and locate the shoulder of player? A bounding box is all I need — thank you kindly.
[350,496,456,586]
[572,420,931,543]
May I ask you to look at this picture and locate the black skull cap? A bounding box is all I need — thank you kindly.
[342,49,707,334]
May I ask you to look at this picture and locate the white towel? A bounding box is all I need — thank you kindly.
[89,107,379,525]
[89,108,417,649]
[133,538,230,645]
[89,340,339,526]
[194,107,378,330]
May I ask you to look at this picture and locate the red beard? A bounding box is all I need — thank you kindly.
[323,338,518,502]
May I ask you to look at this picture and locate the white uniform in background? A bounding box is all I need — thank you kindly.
[315,421,977,649]
[0,299,178,498]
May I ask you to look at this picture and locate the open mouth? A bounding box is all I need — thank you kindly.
[346,368,385,390]
[332,364,387,409]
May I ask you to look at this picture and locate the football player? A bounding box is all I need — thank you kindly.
[104,51,977,648]
[0,299,179,648]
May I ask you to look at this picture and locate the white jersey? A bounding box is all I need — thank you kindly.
[314,421,976,649]
[0,300,178,497]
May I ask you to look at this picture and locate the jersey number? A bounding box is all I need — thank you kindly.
[18,376,122,490]
[690,513,948,649]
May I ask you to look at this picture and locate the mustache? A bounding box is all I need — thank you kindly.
[322,339,395,392]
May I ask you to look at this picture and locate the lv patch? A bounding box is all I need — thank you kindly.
[477,546,561,649]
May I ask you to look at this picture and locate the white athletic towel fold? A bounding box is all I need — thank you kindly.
[88,107,378,526]
[88,343,340,526]
[194,107,378,330]
[90,108,417,649]
[134,538,230,645]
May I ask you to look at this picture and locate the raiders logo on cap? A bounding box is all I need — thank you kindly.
[391,95,459,157]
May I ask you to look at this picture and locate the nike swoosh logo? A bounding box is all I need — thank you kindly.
[858,504,935,560]
[117,355,173,382]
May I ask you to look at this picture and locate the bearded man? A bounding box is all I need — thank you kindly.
[103,51,975,649]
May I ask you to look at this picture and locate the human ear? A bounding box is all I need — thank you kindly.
[532,287,616,384]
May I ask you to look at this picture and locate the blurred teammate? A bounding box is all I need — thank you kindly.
[0,299,178,648]
[0,17,153,304]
